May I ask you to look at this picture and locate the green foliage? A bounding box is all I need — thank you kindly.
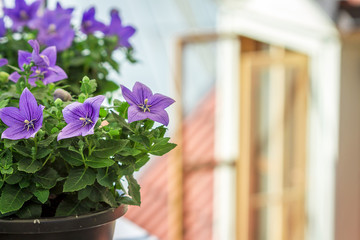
[0,62,176,220]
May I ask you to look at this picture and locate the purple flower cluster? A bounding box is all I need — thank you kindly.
[1,1,136,50]
[0,88,105,141]
[3,0,40,31]
[29,3,75,51]
[80,8,136,48]
[9,39,67,86]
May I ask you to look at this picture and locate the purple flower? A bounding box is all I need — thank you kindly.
[57,95,105,141]
[0,18,6,37]
[0,88,44,140]
[8,40,67,86]
[0,59,8,67]
[81,7,106,35]
[29,2,74,51]
[3,0,41,31]
[120,82,175,126]
[104,9,136,48]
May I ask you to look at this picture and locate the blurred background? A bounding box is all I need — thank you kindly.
[8,0,360,239]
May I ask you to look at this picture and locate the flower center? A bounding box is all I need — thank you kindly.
[35,69,41,75]
[23,119,35,131]
[20,10,28,20]
[79,117,93,127]
[138,98,151,112]
[48,24,57,33]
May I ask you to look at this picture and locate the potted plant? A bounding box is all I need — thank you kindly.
[0,1,176,240]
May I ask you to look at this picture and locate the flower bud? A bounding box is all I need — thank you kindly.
[0,71,9,83]
[78,93,86,103]
[54,98,63,107]
[53,88,72,101]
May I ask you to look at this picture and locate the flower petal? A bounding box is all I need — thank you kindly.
[43,66,67,85]
[148,93,175,109]
[147,108,170,126]
[18,50,31,69]
[121,85,140,106]
[0,58,8,67]
[8,72,21,83]
[62,102,86,124]
[132,82,153,103]
[0,107,24,126]
[127,105,149,123]
[57,122,84,141]
[1,125,33,140]
[19,88,40,121]
[84,95,105,120]
[41,46,57,66]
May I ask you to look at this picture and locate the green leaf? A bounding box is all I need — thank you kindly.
[0,184,32,214]
[78,186,92,200]
[18,158,42,173]
[111,111,133,132]
[12,145,32,157]
[0,99,9,108]
[19,178,30,188]
[4,139,19,148]
[36,148,52,159]
[93,184,117,207]
[91,139,128,158]
[34,189,49,204]
[135,155,150,170]
[55,198,88,217]
[16,203,42,219]
[5,171,23,184]
[118,147,142,156]
[129,135,150,148]
[38,134,57,147]
[150,142,177,156]
[126,175,141,206]
[60,149,84,167]
[0,150,13,174]
[63,168,96,192]
[96,168,116,188]
[85,156,114,168]
[34,168,60,189]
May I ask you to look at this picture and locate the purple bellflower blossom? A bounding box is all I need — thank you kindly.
[0,59,8,67]
[8,39,67,86]
[0,18,6,37]
[57,95,105,141]
[120,82,175,126]
[3,0,41,31]
[0,88,44,140]
[104,9,136,48]
[29,2,74,51]
[81,7,106,34]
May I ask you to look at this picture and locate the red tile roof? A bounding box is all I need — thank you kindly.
[125,89,216,240]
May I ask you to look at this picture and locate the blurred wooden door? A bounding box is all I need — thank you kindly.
[237,41,309,240]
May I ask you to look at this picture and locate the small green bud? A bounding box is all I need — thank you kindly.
[51,127,60,134]
[57,122,66,129]
[78,93,86,103]
[109,129,120,136]
[54,98,63,107]
[0,72,9,83]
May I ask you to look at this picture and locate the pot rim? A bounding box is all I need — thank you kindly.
[0,204,127,234]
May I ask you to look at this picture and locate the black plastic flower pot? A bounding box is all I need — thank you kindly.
[0,205,127,240]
